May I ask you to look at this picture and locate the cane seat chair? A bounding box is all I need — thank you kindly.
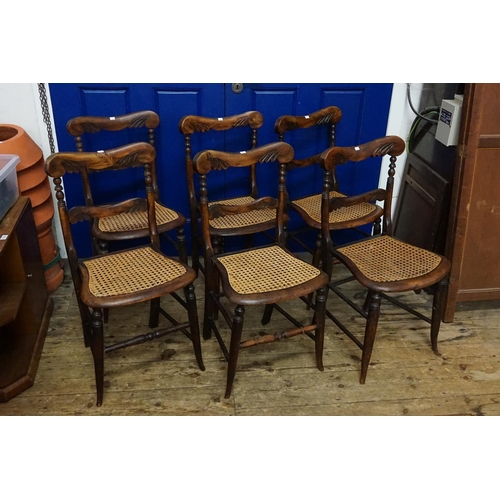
[318,136,451,384]
[193,141,329,398]
[66,110,185,255]
[179,111,278,275]
[45,142,204,406]
[275,106,384,267]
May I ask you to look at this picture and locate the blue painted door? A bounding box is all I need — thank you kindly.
[49,83,392,256]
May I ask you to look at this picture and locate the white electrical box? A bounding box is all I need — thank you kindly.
[436,94,463,146]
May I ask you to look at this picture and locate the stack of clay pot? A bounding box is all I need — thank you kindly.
[0,124,64,293]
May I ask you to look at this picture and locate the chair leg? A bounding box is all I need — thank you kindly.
[176,226,188,264]
[307,234,322,309]
[184,282,205,371]
[430,277,448,354]
[203,259,217,340]
[76,298,91,347]
[261,304,274,325]
[362,289,374,315]
[190,218,201,276]
[149,297,161,329]
[90,308,105,407]
[360,291,382,384]
[314,286,327,371]
[373,217,382,236]
[244,233,254,249]
[225,305,245,399]
[94,240,110,323]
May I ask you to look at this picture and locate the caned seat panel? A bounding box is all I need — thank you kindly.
[81,246,189,300]
[335,235,444,284]
[216,245,321,295]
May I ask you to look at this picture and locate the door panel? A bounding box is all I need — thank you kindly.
[49,83,393,256]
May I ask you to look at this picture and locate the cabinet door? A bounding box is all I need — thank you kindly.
[444,83,500,321]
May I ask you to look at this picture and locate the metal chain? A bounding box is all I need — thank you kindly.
[37,83,56,154]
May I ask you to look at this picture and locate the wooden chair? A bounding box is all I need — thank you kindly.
[275,106,383,267]
[179,111,278,276]
[66,110,185,256]
[45,142,204,406]
[319,136,451,383]
[193,142,329,398]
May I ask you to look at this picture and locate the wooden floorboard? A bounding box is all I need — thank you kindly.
[2,264,500,416]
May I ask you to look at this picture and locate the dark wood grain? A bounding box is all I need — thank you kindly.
[66,110,160,136]
[0,197,53,402]
[179,111,265,275]
[194,142,329,398]
[318,136,451,384]
[44,144,204,407]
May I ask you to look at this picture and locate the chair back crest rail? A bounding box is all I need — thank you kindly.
[66,110,160,136]
[274,105,342,137]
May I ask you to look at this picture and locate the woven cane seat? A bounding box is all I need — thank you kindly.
[215,245,322,297]
[81,246,189,301]
[97,202,180,233]
[335,235,444,284]
[292,191,380,227]
[208,196,276,230]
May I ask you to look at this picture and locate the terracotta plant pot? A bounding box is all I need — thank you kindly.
[0,124,64,293]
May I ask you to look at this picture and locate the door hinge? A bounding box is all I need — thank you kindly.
[458,144,467,158]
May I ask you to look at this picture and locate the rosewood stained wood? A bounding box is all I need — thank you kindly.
[179,111,278,276]
[318,136,452,383]
[44,142,204,406]
[66,110,185,254]
[443,83,500,321]
[193,141,329,398]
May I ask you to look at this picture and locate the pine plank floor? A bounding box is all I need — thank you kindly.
[2,261,500,416]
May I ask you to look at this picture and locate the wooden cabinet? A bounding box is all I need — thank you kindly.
[0,196,53,402]
[443,83,500,321]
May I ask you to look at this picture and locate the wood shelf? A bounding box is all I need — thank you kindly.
[0,282,26,328]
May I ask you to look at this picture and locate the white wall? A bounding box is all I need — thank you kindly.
[0,83,65,256]
[0,82,423,258]
[380,83,423,213]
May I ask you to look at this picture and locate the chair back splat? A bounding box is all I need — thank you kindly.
[45,142,204,406]
[179,111,272,276]
[193,141,329,398]
[319,135,451,384]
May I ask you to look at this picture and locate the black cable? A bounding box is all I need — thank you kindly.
[406,109,440,153]
[406,83,439,125]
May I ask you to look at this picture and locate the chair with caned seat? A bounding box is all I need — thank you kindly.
[275,106,384,270]
[45,142,204,407]
[193,141,329,398]
[67,110,187,328]
[66,110,186,256]
[318,135,451,383]
[179,111,279,276]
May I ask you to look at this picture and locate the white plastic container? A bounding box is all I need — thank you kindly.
[0,154,20,221]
